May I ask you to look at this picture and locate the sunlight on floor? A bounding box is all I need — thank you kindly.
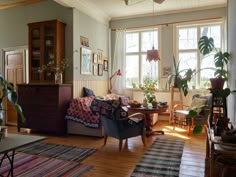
[161,125,191,140]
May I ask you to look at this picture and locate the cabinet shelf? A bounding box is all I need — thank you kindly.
[28,20,65,83]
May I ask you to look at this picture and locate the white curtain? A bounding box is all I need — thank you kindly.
[111,29,126,94]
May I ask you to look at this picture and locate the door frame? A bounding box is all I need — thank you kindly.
[2,45,28,125]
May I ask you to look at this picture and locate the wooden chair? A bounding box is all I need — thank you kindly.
[173,94,212,135]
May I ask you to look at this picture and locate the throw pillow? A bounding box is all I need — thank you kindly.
[189,97,207,114]
[83,87,95,97]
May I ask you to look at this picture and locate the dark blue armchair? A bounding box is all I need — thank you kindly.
[91,97,146,151]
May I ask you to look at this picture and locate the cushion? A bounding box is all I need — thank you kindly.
[189,97,207,114]
[83,87,95,97]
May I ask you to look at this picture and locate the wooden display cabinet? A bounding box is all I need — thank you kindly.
[28,19,65,83]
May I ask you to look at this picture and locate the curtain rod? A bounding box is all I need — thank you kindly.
[111,17,223,31]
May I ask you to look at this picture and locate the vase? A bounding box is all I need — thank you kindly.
[55,70,63,84]
[152,101,158,108]
[143,98,148,107]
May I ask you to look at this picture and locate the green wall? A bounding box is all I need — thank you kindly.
[0,0,110,82]
[73,9,109,80]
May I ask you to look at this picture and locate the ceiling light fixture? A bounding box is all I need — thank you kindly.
[146,0,160,62]
[125,0,165,6]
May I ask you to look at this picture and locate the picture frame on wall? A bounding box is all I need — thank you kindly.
[80,36,89,47]
[93,64,98,75]
[162,67,171,77]
[93,53,97,63]
[80,47,92,75]
[104,60,108,71]
[98,64,103,76]
[97,51,103,64]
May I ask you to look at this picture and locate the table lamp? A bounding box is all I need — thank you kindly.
[109,69,122,93]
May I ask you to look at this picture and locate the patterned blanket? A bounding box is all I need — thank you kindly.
[65,96,100,128]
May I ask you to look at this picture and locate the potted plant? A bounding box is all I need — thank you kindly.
[166,56,196,96]
[0,75,25,126]
[138,76,159,106]
[198,36,231,89]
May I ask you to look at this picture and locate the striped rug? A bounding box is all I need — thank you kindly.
[0,153,92,177]
[131,138,185,177]
[16,142,96,162]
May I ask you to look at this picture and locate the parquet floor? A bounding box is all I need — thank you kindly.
[8,120,207,177]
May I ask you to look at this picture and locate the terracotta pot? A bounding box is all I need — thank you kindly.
[210,78,225,90]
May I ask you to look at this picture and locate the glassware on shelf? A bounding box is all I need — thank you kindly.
[55,68,63,84]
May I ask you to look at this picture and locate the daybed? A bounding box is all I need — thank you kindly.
[65,96,104,137]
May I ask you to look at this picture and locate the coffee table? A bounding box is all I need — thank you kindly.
[0,133,46,177]
[128,105,168,136]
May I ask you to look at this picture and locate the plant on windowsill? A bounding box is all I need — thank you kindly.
[0,75,25,139]
[198,36,231,90]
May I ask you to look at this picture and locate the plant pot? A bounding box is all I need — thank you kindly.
[152,101,158,108]
[210,78,225,90]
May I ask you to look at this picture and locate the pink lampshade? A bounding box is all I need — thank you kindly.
[146,46,160,62]
[117,69,122,76]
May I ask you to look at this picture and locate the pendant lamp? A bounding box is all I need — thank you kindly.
[146,0,160,62]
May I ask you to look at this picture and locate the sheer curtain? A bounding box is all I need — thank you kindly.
[111,29,126,94]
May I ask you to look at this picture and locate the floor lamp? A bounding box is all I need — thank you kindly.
[109,69,122,93]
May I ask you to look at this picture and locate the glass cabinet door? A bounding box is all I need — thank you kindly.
[30,27,41,81]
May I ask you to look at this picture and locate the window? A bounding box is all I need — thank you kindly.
[125,29,159,88]
[176,22,223,89]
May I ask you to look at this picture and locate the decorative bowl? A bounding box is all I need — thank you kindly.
[129,103,142,108]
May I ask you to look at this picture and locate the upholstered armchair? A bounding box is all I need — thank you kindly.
[91,97,146,151]
[173,94,212,135]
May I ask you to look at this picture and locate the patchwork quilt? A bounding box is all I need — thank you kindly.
[65,96,100,128]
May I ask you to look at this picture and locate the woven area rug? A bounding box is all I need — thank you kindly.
[131,138,185,177]
[0,153,92,177]
[16,142,96,162]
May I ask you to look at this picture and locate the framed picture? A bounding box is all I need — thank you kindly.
[93,64,98,75]
[80,47,92,75]
[163,67,171,77]
[104,60,108,71]
[98,64,103,76]
[97,51,103,64]
[93,53,97,63]
[80,36,89,47]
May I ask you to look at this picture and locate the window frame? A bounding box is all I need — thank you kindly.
[125,28,160,89]
[175,19,225,89]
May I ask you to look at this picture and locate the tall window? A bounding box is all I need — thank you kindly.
[177,21,223,88]
[125,29,159,88]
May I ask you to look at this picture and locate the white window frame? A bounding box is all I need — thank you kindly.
[125,28,160,88]
[175,19,226,89]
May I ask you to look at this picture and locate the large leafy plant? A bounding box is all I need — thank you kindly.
[0,75,25,125]
[167,56,196,96]
[198,36,230,79]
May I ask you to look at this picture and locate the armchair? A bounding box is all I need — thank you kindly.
[173,94,212,135]
[91,97,146,151]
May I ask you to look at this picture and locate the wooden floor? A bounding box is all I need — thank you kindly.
[8,121,207,177]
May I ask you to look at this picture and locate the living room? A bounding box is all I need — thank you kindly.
[1,0,236,176]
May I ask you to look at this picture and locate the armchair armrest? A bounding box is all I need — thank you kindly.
[128,112,145,119]
[173,104,189,110]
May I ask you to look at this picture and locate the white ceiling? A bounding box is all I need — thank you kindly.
[54,0,227,24]
[0,0,227,25]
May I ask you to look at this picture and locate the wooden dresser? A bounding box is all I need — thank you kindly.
[17,84,72,135]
